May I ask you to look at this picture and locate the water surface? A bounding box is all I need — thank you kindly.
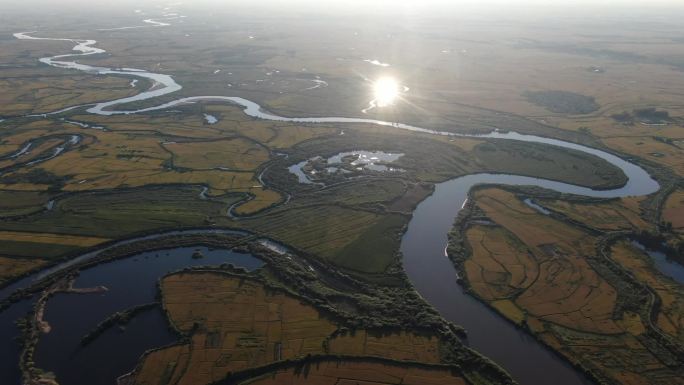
[632,241,684,284]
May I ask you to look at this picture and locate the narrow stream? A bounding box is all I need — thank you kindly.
[3,27,666,385]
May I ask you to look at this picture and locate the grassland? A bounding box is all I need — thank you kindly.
[0,71,139,116]
[603,136,684,176]
[0,190,51,217]
[0,116,284,214]
[328,330,441,363]
[451,187,684,385]
[0,186,241,238]
[163,139,269,171]
[244,205,406,273]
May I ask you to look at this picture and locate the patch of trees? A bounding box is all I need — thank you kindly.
[636,108,670,122]
[0,169,71,192]
[612,108,671,125]
[523,90,600,114]
[633,230,684,265]
[80,303,159,346]
[653,136,675,145]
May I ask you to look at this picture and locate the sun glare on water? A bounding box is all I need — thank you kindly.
[373,77,400,107]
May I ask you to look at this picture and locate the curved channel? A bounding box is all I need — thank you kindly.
[9,30,663,385]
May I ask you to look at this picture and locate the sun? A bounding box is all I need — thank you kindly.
[373,77,400,107]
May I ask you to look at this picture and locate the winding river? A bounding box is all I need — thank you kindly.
[0,28,664,385]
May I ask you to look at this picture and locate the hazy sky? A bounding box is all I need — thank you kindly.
[3,0,683,22]
[4,0,684,9]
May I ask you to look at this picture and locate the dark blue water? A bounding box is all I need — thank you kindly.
[45,307,176,385]
[632,241,684,284]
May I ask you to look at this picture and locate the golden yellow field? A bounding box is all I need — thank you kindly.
[328,330,440,364]
[238,359,467,385]
[602,136,684,176]
[132,272,445,385]
[133,273,338,385]
[232,188,283,216]
[463,188,684,384]
[538,197,649,231]
[464,225,537,301]
[470,189,620,333]
[0,231,108,247]
[0,75,137,116]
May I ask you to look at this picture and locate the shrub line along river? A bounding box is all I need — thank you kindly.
[0,29,664,385]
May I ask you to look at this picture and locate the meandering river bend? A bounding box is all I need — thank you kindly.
[0,29,663,385]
